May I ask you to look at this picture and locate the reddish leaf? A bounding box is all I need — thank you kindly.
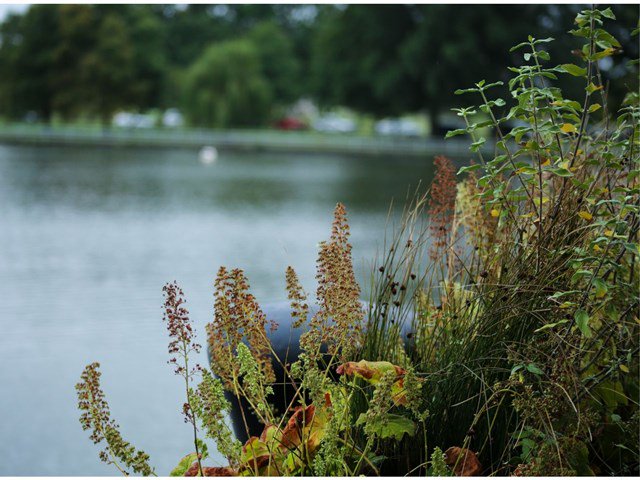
[444,447,482,476]
[184,464,237,476]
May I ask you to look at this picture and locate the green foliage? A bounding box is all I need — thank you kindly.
[182,39,272,128]
[75,7,638,477]
[169,452,199,477]
[75,363,155,476]
[247,20,301,105]
[191,370,242,467]
[429,447,451,476]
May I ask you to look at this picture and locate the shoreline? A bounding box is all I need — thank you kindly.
[0,123,482,158]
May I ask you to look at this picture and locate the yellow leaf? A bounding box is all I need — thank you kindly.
[541,158,551,166]
[561,123,578,134]
[490,209,500,217]
[578,211,593,221]
[620,364,629,373]
[593,244,602,252]
[604,229,614,237]
[520,212,535,218]
[588,103,602,113]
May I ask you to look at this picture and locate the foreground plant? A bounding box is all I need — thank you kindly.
[366,6,638,475]
[76,8,638,476]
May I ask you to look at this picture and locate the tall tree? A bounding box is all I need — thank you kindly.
[0,5,60,121]
[247,21,301,105]
[311,5,421,116]
[79,12,136,124]
[182,39,272,128]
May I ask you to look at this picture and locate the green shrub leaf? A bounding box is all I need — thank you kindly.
[170,453,199,477]
[356,413,416,441]
[574,310,592,338]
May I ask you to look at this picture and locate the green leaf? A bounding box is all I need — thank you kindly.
[458,164,483,175]
[559,63,587,77]
[445,128,467,139]
[170,453,199,477]
[470,137,486,152]
[537,50,550,61]
[534,319,569,333]
[510,41,529,52]
[574,310,592,338]
[601,7,615,19]
[454,88,478,95]
[549,167,573,177]
[526,364,544,375]
[592,278,608,298]
[356,413,416,441]
[588,103,602,113]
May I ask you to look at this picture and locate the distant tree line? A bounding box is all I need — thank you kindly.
[0,4,636,129]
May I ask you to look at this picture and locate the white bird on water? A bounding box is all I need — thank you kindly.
[199,146,218,164]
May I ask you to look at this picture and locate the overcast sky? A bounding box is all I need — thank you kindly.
[0,3,28,22]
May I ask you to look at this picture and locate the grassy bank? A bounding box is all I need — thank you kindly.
[0,122,477,158]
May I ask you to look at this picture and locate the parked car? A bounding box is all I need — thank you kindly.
[312,114,356,134]
[162,109,184,128]
[112,112,155,128]
[274,117,307,131]
[375,118,422,137]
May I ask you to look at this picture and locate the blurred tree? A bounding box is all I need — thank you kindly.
[182,39,272,128]
[0,4,635,126]
[50,4,98,119]
[401,4,550,131]
[123,5,168,110]
[247,21,301,105]
[157,4,233,68]
[0,5,60,121]
[79,12,136,124]
[311,5,421,117]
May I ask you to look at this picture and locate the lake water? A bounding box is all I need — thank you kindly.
[0,144,440,475]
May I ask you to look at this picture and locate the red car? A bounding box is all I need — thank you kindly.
[275,117,308,131]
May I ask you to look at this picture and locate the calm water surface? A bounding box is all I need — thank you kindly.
[0,144,441,475]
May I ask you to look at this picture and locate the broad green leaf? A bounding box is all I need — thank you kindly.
[458,164,483,175]
[588,103,602,113]
[445,128,467,139]
[601,7,615,19]
[560,63,587,77]
[170,453,199,477]
[549,167,573,177]
[574,310,592,338]
[356,413,416,441]
[526,364,543,375]
[592,278,608,298]
[510,41,529,52]
[470,137,486,152]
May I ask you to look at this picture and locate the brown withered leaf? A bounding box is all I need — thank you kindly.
[184,463,237,476]
[444,446,482,476]
[280,404,315,450]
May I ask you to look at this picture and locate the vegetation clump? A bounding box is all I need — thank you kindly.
[76,8,638,476]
